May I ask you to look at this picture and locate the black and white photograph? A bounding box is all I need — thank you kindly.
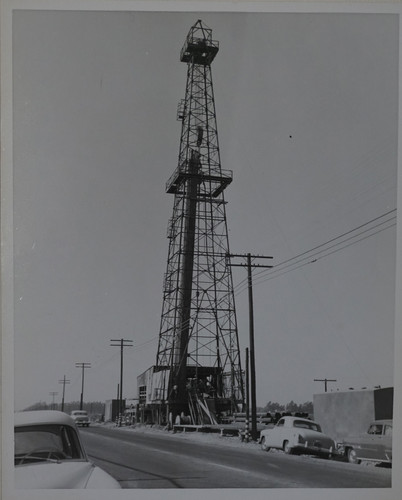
[1,0,402,498]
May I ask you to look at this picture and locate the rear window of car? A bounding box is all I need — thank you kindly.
[72,411,88,416]
[293,420,321,432]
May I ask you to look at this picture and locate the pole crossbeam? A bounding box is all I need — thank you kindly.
[314,378,337,392]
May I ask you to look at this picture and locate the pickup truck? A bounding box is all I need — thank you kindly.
[70,410,90,427]
[337,419,392,466]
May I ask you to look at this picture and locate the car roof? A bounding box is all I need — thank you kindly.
[15,410,76,427]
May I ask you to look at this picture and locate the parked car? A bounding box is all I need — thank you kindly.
[259,416,335,458]
[70,410,90,427]
[14,410,120,489]
[337,419,392,466]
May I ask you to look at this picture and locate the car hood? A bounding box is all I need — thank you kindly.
[15,461,120,489]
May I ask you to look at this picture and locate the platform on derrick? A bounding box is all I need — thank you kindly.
[180,20,219,65]
[166,166,232,197]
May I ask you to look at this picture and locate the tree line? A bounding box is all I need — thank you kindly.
[23,401,106,415]
[259,400,313,415]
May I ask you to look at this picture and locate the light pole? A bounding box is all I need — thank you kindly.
[75,363,91,410]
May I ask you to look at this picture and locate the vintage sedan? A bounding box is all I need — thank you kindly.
[14,410,120,489]
[259,416,335,458]
[337,419,392,465]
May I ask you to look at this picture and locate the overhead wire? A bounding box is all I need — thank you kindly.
[252,220,396,289]
[231,209,396,297]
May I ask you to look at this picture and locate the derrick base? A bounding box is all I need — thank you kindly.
[137,365,242,427]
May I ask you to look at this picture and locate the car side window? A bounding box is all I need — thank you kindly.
[276,419,284,427]
[384,425,392,437]
[368,424,382,435]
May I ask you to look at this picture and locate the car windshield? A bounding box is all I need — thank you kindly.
[72,411,87,416]
[15,424,85,465]
[293,420,321,432]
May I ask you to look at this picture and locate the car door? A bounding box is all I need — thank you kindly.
[361,424,385,460]
[268,418,286,448]
[382,424,392,461]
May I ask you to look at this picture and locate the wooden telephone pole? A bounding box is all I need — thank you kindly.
[75,362,91,410]
[227,253,273,440]
[58,375,70,412]
[314,378,337,392]
[110,338,133,423]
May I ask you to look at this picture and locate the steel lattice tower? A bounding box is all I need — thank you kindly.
[155,20,244,424]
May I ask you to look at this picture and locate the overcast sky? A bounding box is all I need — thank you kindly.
[11,9,398,412]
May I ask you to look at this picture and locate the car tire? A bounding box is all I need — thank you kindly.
[347,448,361,464]
[261,437,270,452]
[283,440,293,454]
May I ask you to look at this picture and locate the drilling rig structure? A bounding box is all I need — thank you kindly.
[140,20,244,427]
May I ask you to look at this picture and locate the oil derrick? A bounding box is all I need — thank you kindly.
[155,20,244,426]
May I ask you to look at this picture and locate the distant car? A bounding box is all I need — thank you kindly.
[259,416,335,458]
[337,419,392,466]
[14,410,120,489]
[70,410,90,427]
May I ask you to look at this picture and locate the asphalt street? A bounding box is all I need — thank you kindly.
[79,425,392,489]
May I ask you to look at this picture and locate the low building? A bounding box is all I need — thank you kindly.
[104,399,126,422]
[137,366,169,425]
[313,387,393,441]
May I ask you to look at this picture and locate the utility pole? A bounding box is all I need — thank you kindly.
[314,378,337,392]
[245,348,250,442]
[227,253,273,440]
[75,363,91,410]
[49,391,58,410]
[58,375,70,412]
[110,339,133,423]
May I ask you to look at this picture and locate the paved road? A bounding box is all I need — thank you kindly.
[79,426,392,489]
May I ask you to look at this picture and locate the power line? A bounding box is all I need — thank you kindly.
[232,209,396,295]
[260,211,395,275]
[252,220,395,289]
